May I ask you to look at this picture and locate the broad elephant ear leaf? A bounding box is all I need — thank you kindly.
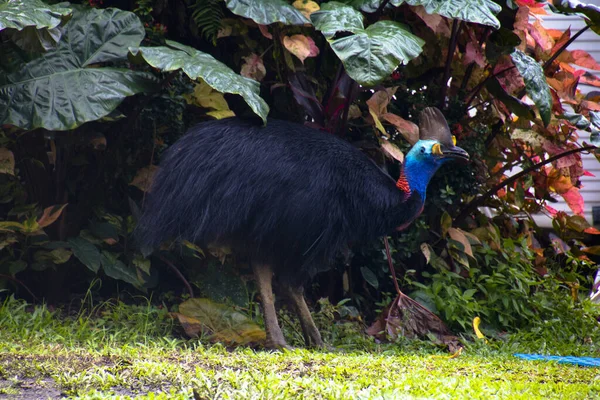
[0,7,157,131]
[225,0,309,25]
[129,40,269,124]
[402,0,501,29]
[511,49,553,126]
[0,0,72,52]
[311,2,424,86]
[551,0,600,34]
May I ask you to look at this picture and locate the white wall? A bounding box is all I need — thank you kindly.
[528,5,600,227]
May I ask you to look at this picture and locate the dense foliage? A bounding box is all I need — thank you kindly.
[1,0,600,345]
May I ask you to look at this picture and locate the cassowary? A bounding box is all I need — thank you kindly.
[135,107,469,349]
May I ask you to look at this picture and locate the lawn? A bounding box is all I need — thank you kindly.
[1,296,599,399]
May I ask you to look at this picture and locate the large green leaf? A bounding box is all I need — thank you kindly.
[402,0,501,29]
[101,251,141,286]
[0,0,71,31]
[225,0,309,25]
[312,2,424,86]
[68,237,101,273]
[551,0,600,34]
[335,0,501,28]
[129,40,269,123]
[0,0,72,52]
[0,7,156,131]
[511,49,552,126]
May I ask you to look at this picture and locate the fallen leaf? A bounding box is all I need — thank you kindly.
[177,298,265,346]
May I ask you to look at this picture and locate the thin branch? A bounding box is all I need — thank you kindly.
[543,25,590,71]
[464,66,516,109]
[383,236,403,297]
[0,274,38,302]
[158,255,195,298]
[455,145,597,223]
[440,20,462,110]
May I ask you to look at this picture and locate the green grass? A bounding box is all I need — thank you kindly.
[1,295,599,399]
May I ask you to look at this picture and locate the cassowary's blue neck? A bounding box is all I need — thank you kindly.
[403,152,439,200]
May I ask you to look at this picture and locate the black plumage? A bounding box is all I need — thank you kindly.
[136,108,468,348]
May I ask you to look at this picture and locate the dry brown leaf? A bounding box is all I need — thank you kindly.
[130,165,159,193]
[0,148,15,175]
[382,113,419,145]
[380,141,404,163]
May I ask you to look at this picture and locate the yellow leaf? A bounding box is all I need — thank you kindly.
[369,109,387,136]
[292,0,320,19]
[184,80,231,112]
[473,316,488,343]
[0,148,15,175]
[37,204,68,229]
[282,34,319,64]
[207,110,236,120]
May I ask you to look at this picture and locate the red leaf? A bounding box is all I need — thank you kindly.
[464,42,485,68]
[584,170,595,177]
[545,204,559,217]
[584,227,600,235]
[561,186,584,215]
[258,25,272,39]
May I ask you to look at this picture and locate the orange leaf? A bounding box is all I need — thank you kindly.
[570,50,600,71]
[130,165,158,193]
[584,227,600,235]
[37,204,68,228]
[282,34,319,64]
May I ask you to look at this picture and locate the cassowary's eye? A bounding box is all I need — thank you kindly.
[420,147,426,154]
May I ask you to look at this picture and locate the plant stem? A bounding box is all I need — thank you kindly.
[543,25,590,71]
[455,145,597,223]
[158,255,195,298]
[440,20,462,110]
[464,66,516,109]
[384,236,403,297]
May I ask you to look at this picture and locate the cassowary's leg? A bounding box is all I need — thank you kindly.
[283,284,325,348]
[252,263,288,349]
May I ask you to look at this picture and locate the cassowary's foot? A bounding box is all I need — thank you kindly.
[282,284,326,348]
[253,263,291,351]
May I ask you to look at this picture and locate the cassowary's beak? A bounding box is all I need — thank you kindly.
[434,143,470,162]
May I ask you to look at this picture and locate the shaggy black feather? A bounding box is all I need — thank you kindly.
[135,118,422,283]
